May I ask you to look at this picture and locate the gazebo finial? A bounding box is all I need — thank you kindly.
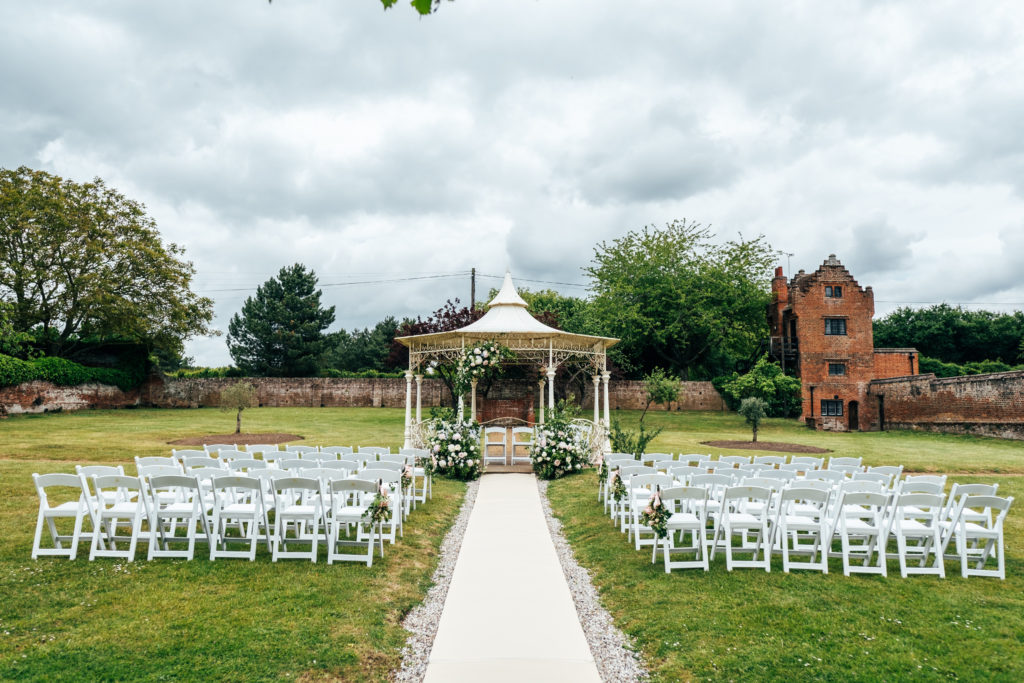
[488,271,529,309]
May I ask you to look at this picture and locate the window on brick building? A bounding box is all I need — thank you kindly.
[824,318,847,335]
[828,363,846,376]
[825,285,843,298]
[821,399,843,416]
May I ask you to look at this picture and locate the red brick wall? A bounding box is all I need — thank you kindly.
[873,349,918,378]
[868,370,1024,440]
[1,376,726,414]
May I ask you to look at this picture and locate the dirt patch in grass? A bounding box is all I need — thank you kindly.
[168,433,302,446]
[701,440,831,454]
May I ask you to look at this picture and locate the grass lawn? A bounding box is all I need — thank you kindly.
[549,411,1024,682]
[0,407,464,681]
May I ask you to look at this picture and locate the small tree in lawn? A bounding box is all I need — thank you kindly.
[641,367,681,421]
[610,368,679,454]
[220,381,256,434]
[738,396,768,443]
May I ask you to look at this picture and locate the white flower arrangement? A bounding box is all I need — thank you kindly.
[425,417,482,481]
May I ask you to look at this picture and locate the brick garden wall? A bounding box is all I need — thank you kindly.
[868,370,1024,440]
[0,376,727,415]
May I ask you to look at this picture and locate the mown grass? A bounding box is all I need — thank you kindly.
[0,407,463,682]
[549,411,1024,682]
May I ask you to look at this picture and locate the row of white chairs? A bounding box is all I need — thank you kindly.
[30,462,428,565]
[483,427,535,466]
[601,465,1012,579]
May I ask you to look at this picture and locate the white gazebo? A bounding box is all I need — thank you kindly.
[395,272,618,453]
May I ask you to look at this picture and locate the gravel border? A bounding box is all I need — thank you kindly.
[537,479,650,683]
[393,479,480,683]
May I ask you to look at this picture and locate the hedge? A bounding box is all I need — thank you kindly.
[0,354,143,391]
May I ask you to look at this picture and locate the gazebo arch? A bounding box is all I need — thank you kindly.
[396,272,618,454]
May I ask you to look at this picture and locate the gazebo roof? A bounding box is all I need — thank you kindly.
[395,272,618,360]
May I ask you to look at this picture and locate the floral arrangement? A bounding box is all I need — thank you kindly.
[452,340,513,396]
[401,464,413,492]
[639,487,670,539]
[531,406,591,480]
[609,468,627,502]
[425,417,482,481]
[362,482,392,526]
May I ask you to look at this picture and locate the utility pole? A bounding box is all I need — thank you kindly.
[470,268,476,310]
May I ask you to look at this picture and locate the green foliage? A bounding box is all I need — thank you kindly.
[169,366,245,379]
[326,316,399,373]
[380,0,446,14]
[227,263,336,377]
[319,368,405,378]
[425,418,482,481]
[585,219,777,379]
[641,367,681,421]
[874,304,1024,365]
[609,416,663,455]
[714,355,802,417]
[919,355,1022,378]
[0,166,214,359]
[0,353,143,390]
[738,396,768,442]
[219,381,256,433]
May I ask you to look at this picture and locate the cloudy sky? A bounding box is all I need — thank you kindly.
[3,0,1023,365]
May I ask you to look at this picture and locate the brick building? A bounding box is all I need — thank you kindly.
[767,254,918,431]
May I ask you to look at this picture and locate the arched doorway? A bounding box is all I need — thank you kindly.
[848,400,860,431]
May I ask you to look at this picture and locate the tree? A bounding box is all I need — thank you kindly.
[873,304,1024,365]
[326,316,399,373]
[379,0,447,15]
[585,220,777,380]
[738,397,768,442]
[713,355,802,418]
[0,166,214,359]
[220,381,256,434]
[641,367,681,421]
[227,264,336,376]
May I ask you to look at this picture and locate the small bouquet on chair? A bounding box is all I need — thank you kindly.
[640,487,670,539]
[610,468,627,503]
[401,464,413,492]
[362,482,391,526]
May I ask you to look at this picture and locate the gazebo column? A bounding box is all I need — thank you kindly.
[403,370,414,449]
[415,374,423,425]
[601,370,612,453]
[470,378,478,422]
[538,378,546,424]
[592,374,601,425]
[547,366,556,410]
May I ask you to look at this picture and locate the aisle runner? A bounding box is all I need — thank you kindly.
[424,474,600,682]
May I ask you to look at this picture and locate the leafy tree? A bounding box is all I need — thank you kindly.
[873,304,1024,365]
[738,397,768,442]
[387,299,483,405]
[379,0,448,15]
[227,264,336,376]
[585,219,777,379]
[326,316,399,373]
[713,355,801,418]
[220,381,256,434]
[641,367,681,421]
[0,166,214,360]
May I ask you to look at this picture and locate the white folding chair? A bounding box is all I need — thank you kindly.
[945,495,1013,579]
[483,427,507,466]
[326,479,380,566]
[146,474,208,560]
[868,465,903,481]
[828,456,862,470]
[641,452,674,467]
[209,476,270,561]
[719,455,751,467]
[657,486,710,572]
[88,475,147,562]
[774,487,831,573]
[172,449,207,466]
[401,448,432,506]
[630,474,674,549]
[135,456,180,473]
[832,491,889,577]
[753,455,786,468]
[182,455,222,472]
[321,446,353,457]
[358,469,403,541]
[853,471,892,489]
[790,456,824,471]
[667,465,703,487]
[271,476,328,562]
[710,486,773,571]
[511,427,534,465]
[31,473,90,560]
[358,446,391,457]
[245,444,280,457]
[204,443,236,455]
[677,454,710,467]
[889,493,946,578]
[228,459,268,474]
[285,445,318,455]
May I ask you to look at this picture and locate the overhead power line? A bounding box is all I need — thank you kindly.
[199,272,469,294]
[476,272,590,289]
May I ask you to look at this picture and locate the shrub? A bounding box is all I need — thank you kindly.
[0,353,143,390]
[738,396,768,442]
[713,355,801,418]
[919,355,1022,378]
